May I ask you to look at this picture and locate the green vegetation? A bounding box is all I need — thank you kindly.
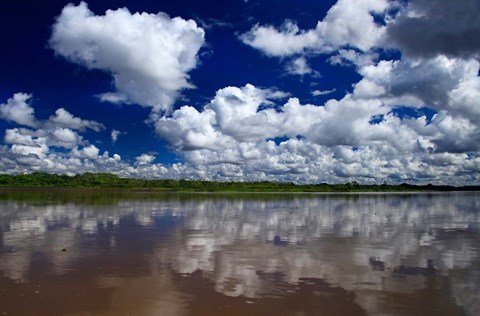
[0,172,478,192]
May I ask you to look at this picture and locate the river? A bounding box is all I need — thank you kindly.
[0,190,479,315]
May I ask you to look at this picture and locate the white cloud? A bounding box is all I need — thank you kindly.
[4,128,37,146]
[448,75,480,120]
[50,1,205,111]
[156,105,226,151]
[50,128,82,148]
[155,84,289,147]
[97,92,129,104]
[0,94,177,178]
[135,153,155,165]
[353,56,480,118]
[204,84,285,142]
[317,0,389,51]
[240,21,318,57]
[240,0,389,56]
[48,108,105,132]
[52,128,78,143]
[1,0,479,185]
[0,93,116,172]
[72,145,100,160]
[311,89,336,96]
[286,57,319,76]
[150,83,480,184]
[111,129,124,143]
[0,93,39,128]
[430,111,480,153]
[11,143,49,159]
[328,49,379,68]
[3,127,50,160]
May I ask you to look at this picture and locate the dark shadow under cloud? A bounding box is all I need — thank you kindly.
[387,0,480,59]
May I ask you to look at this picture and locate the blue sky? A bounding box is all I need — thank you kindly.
[0,0,479,185]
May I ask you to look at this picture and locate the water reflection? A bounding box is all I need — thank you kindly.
[0,191,479,315]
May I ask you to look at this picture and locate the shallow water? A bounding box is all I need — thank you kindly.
[0,190,479,315]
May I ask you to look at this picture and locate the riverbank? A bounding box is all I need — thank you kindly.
[0,172,478,192]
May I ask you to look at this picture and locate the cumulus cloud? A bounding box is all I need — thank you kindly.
[348,54,480,153]
[286,57,319,76]
[71,144,100,160]
[111,129,124,143]
[1,96,478,183]
[240,21,317,57]
[2,2,479,185]
[240,0,389,56]
[10,143,49,159]
[50,128,83,148]
[135,153,155,165]
[328,49,379,68]
[430,111,480,153]
[156,84,290,147]
[52,128,78,144]
[48,108,105,132]
[140,0,479,183]
[447,73,480,120]
[5,128,49,159]
[0,93,110,170]
[152,83,480,184]
[386,0,480,59]
[1,94,107,160]
[0,93,109,156]
[0,93,178,178]
[0,93,39,128]
[353,56,480,117]
[4,128,37,147]
[49,1,205,111]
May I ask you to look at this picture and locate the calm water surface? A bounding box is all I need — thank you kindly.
[0,190,479,315]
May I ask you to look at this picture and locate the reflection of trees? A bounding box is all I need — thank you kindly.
[0,192,479,315]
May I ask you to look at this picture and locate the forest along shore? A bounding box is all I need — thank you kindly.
[0,172,479,192]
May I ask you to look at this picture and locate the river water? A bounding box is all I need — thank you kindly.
[0,190,479,315]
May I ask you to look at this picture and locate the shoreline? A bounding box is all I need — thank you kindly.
[0,187,478,194]
[2,173,478,193]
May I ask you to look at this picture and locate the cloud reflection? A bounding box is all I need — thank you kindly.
[0,192,479,315]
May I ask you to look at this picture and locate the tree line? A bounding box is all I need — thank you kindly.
[0,172,477,192]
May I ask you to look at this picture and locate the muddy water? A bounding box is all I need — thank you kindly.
[0,191,479,315]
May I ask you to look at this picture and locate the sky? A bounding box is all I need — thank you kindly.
[0,0,479,185]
